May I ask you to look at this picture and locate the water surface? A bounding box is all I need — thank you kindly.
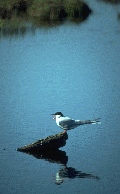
[0,0,120,193]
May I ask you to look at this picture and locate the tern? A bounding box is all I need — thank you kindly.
[51,112,101,133]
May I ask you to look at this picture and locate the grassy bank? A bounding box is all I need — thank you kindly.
[98,0,120,3]
[0,0,91,37]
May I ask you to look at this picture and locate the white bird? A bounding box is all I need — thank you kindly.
[51,112,101,133]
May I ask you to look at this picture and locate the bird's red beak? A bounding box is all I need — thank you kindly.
[51,114,56,120]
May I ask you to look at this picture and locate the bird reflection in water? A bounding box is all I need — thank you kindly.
[55,165,100,185]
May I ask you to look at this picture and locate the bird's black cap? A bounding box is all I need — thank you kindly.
[51,112,64,116]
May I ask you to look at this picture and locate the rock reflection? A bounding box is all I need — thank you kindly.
[18,148,100,185]
[19,149,68,165]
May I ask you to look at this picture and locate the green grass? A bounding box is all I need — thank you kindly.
[0,0,91,36]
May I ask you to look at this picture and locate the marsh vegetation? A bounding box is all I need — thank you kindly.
[0,0,92,37]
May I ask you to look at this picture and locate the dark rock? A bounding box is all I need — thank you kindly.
[73,3,92,20]
[64,0,92,22]
[17,132,68,152]
[81,3,92,20]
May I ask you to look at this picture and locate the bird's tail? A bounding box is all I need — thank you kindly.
[76,118,101,125]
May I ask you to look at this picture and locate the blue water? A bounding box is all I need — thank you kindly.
[0,0,120,193]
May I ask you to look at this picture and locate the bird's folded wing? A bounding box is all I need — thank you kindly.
[59,119,76,128]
